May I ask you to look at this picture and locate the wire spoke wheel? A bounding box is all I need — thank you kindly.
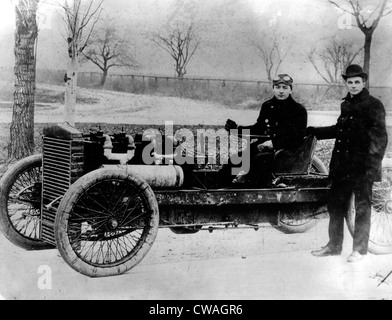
[275,156,328,234]
[68,181,149,266]
[346,166,392,255]
[276,204,321,234]
[8,168,42,238]
[278,208,315,227]
[0,155,53,250]
[55,169,159,277]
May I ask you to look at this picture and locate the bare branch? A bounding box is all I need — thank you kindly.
[82,23,138,85]
[327,0,390,32]
[308,49,331,84]
[150,17,201,78]
[58,0,105,55]
[326,0,354,14]
[308,37,363,84]
[371,0,389,30]
[362,1,382,25]
[250,30,292,81]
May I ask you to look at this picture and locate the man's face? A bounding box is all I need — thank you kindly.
[273,84,292,100]
[345,76,365,96]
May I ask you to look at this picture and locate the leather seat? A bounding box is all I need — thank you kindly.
[273,135,317,175]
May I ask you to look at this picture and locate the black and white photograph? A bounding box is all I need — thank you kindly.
[0,0,392,302]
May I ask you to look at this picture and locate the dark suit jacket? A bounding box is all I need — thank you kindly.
[314,88,388,183]
[239,95,308,151]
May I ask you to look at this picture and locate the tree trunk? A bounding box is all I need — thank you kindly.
[65,55,78,126]
[363,32,372,89]
[64,0,80,127]
[8,1,39,161]
[99,69,108,88]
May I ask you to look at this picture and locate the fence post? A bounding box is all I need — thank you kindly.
[314,84,320,104]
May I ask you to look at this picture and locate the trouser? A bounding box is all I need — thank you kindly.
[248,149,274,186]
[327,179,373,255]
[219,142,274,186]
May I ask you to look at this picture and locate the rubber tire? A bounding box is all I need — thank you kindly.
[276,205,320,234]
[0,154,54,250]
[346,163,392,255]
[276,156,328,234]
[54,168,159,277]
[310,155,329,174]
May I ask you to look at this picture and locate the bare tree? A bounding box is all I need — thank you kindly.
[59,0,104,125]
[8,0,39,161]
[82,24,138,87]
[326,0,392,87]
[308,38,363,84]
[150,19,201,79]
[250,30,293,81]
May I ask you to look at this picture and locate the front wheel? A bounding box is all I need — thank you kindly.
[346,163,392,255]
[0,155,53,250]
[275,156,328,234]
[55,169,159,277]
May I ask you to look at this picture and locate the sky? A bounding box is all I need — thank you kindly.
[0,0,391,85]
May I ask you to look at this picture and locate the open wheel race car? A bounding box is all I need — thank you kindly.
[1,123,391,277]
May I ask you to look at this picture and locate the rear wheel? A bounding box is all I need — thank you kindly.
[346,163,392,255]
[275,156,328,234]
[0,155,53,250]
[55,169,159,277]
[310,155,328,175]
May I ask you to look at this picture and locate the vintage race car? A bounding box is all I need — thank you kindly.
[0,123,391,277]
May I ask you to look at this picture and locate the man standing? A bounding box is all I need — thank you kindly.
[224,74,308,187]
[309,65,388,262]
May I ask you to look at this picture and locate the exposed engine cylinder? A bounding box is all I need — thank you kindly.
[103,165,184,188]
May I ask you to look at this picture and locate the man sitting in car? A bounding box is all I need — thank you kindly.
[223,74,308,187]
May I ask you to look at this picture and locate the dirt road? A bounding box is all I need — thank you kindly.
[0,86,390,127]
[1,219,391,300]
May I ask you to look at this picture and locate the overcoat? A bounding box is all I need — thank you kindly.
[314,88,388,183]
[239,95,308,151]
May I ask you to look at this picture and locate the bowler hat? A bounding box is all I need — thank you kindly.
[342,65,368,81]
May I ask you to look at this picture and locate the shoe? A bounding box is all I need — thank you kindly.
[311,246,342,257]
[232,171,248,184]
[276,183,289,188]
[272,177,289,188]
[347,251,365,263]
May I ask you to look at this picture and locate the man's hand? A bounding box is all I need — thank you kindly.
[258,140,273,152]
[225,119,238,132]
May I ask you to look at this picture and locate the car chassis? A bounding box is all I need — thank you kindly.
[1,123,391,277]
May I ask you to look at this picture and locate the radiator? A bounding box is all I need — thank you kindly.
[41,124,84,245]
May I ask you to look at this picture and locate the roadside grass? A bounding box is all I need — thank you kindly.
[0,81,99,105]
